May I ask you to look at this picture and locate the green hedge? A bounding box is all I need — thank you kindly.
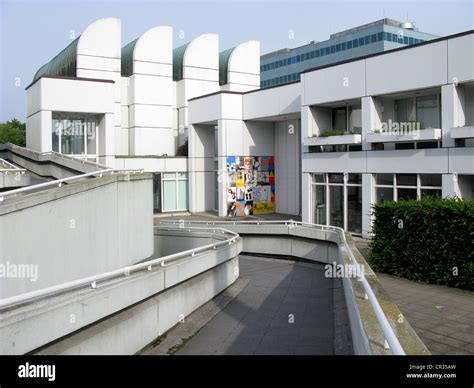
[368,196,474,290]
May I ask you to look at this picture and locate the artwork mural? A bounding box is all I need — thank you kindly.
[226,156,275,217]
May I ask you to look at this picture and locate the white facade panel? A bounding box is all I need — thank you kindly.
[40,78,115,114]
[77,55,121,72]
[243,82,301,120]
[366,41,448,95]
[129,74,172,106]
[130,104,172,128]
[303,60,366,105]
[448,34,474,83]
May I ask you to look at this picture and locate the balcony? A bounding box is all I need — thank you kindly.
[304,130,362,147]
[450,125,474,139]
[366,128,442,144]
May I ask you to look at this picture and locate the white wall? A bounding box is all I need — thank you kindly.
[274,119,300,215]
[0,174,154,299]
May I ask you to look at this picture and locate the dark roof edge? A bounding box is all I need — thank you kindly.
[25,75,115,90]
[188,90,243,102]
[301,29,474,75]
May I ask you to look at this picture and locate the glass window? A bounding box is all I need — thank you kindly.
[163,180,177,211]
[421,189,442,197]
[359,37,365,46]
[377,32,383,41]
[347,186,362,233]
[420,174,442,187]
[331,45,335,54]
[409,37,414,45]
[305,52,310,60]
[376,174,393,186]
[336,44,341,52]
[86,120,97,155]
[365,36,371,45]
[376,187,394,203]
[403,36,408,44]
[313,174,325,183]
[386,32,392,41]
[332,107,347,132]
[353,39,359,48]
[325,47,330,55]
[315,50,320,58]
[416,94,440,129]
[153,173,162,213]
[349,106,362,134]
[397,188,417,200]
[329,186,344,228]
[178,180,188,209]
[397,174,417,186]
[328,173,344,184]
[52,119,60,152]
[348,40,353,49]
[341,42,346,50]
[348,173,362,184]
[371,34,377,43]
[312,184,326,225]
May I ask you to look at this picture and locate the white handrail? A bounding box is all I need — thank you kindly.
[0,168,144,202]
[157,219,405,355]
[0,226,239,309]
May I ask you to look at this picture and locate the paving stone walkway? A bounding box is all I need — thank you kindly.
[353,237,474,355]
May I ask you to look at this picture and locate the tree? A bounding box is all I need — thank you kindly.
[0,119,26,147]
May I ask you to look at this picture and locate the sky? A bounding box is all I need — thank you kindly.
[0,0,473,122]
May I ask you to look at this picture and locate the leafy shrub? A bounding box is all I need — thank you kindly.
[368,196,474,290]
[318,129,354,137]
[0,119,26,147]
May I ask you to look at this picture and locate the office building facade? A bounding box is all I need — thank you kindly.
[260,18,438,88]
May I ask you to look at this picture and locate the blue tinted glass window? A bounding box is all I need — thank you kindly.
[310,51,315,58]
[336,44,341,52]
[315,50,319,57]
[377,32,383,41]
[330,45,335,53]
[341,42,346,50]
[353,39,359,48]
[348,40,353,49]
[371,34,377,43]
[386,32,392,41]
[409,37,414,44]
[320,49,325,56]
[392,34,397,42]
[403,36,408,44]
[365,36,370,44]
[305,52,310,60]
[325,47,330,55]
[359,37,364,46]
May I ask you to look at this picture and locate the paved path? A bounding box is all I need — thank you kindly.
[353,237,474,355]
[170,255,346,355]
[376,274,474,355]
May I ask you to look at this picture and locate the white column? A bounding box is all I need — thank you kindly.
[362,96,382,151]
[442,173,461,198]
[301,172,312,223]
[362,173,374,238]
[442,84,465,148]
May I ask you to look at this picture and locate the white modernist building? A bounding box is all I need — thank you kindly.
[26,18,474,236]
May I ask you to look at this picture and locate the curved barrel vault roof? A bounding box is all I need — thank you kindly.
[173,33,219,81]
[219,40,260,86]
[32,18,121,82]
[122,26,173,76]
